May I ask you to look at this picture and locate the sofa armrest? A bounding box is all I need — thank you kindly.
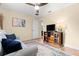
[5,46,38,56]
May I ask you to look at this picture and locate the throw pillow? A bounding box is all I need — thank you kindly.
[5,34,16,40]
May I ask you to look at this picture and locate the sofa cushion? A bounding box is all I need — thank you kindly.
[5,34,16,40]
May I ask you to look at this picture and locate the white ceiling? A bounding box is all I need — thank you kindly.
[39,3,73,17]
[0,3,73,17]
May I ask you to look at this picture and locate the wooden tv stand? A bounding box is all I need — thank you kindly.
[44,31,63,46]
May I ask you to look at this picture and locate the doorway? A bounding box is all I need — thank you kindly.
[32,18,41,39]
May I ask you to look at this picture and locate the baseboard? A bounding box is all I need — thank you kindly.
[22,37,41,41]
[32,37,42,40]
[64,44,79,50]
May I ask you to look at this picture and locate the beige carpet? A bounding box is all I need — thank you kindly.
[25,40,70,56]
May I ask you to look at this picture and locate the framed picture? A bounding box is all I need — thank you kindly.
[12,17,25,27]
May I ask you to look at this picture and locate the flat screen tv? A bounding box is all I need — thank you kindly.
[47,24,55,31]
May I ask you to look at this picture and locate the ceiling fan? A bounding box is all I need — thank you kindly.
[26,3,48,6]
[26,3,48,16]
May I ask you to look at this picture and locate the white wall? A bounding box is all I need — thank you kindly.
[0,7,42,41]
[0,8,33,41]
[39,4,79,50]
[40,15,56,31]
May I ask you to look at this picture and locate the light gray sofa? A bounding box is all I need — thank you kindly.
[0,30,38,56]
[0,39,38,56]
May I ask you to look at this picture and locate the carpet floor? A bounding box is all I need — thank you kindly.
[25,40,71,56]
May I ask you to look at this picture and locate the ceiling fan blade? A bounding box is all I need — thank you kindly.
[38,3,48,6]
[26,3,35,6]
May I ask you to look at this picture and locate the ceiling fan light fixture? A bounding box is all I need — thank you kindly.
[35,5,39,10]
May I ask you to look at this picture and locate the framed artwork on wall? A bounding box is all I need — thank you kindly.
[12,17,26,27]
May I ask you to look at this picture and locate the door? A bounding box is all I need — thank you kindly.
[32,19,41,39]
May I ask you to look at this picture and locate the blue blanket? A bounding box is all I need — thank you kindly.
[1,39,22,55]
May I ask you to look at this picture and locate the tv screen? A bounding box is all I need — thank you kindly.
[47,24,55,31]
